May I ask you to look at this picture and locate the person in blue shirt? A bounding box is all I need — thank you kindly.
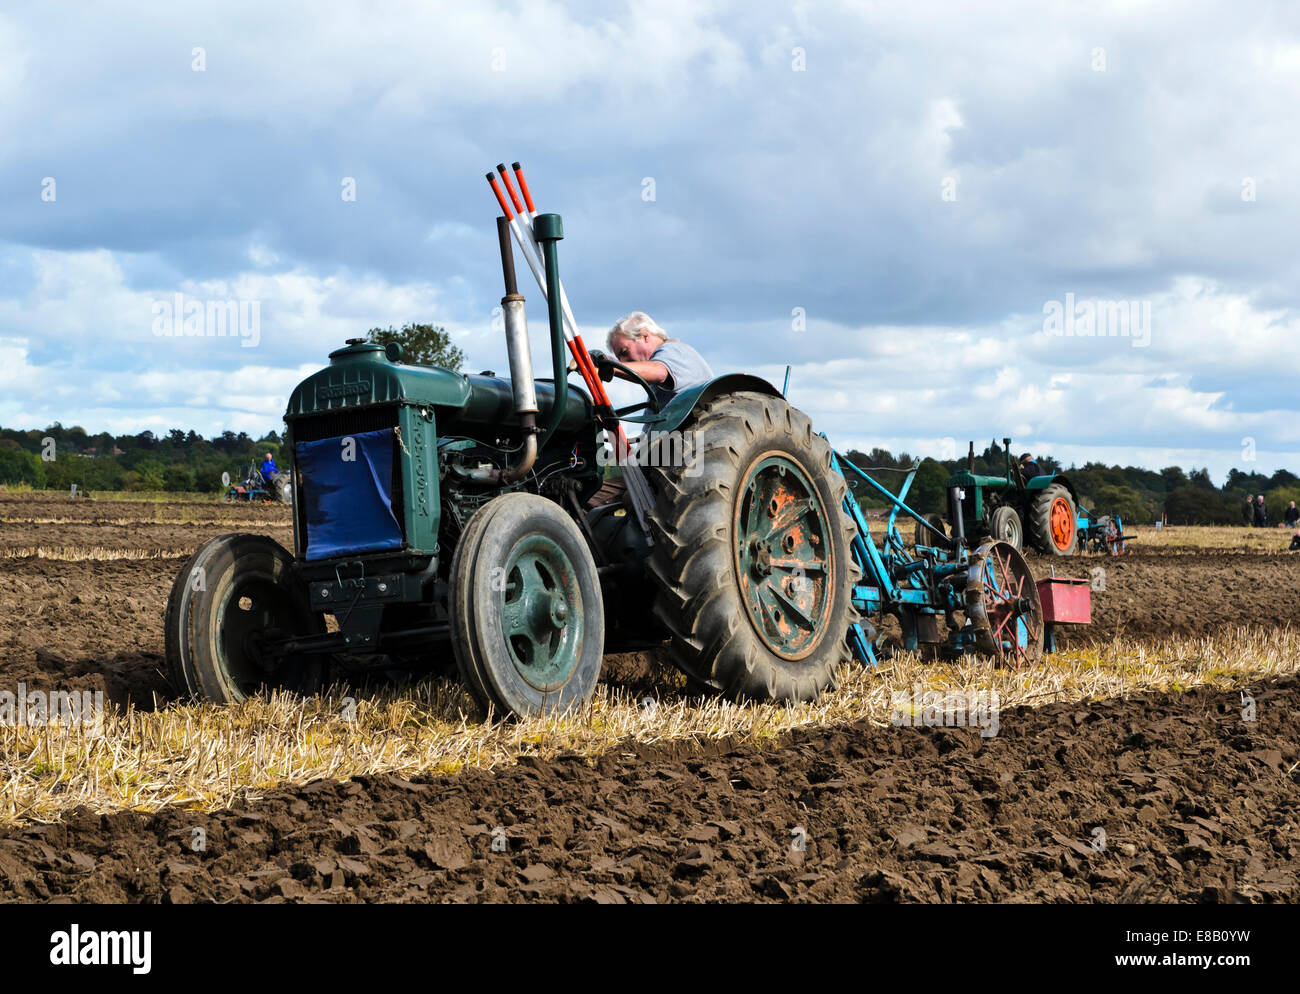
[260,452,278,483]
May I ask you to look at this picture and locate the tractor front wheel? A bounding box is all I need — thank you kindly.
[164,534,326,702]
[449,493,604,719]
[646,392,859,703]
[988,505,1024,550]
[913,513,949,549]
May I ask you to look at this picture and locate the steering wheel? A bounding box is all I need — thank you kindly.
[591,356,661,416]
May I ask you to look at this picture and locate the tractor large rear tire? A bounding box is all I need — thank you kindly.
[164,534,326,702]
[913,513,949,549]
[1030,484,1078,555]
[646,392,859,702]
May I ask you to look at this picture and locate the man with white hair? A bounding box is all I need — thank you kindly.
[598,311,714,408]
[585,311,714,508]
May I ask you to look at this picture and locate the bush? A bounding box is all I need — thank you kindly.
[0,448,45,487]
[907,459,951,515]
[1164,486,1241,525]
[163,464,196,492]
[127,458,166,491]
[1088,484,1153,527]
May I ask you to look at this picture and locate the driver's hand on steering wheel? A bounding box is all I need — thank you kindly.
[586,349,617,382]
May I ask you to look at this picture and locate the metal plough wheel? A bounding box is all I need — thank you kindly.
[964,540,1043,665]
[1103,516,1126,555]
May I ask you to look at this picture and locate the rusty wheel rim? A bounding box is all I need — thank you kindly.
[966,541,1044,666]
[733,452,834,660]
[982,546,1039,664]
[1050,495,1075,550]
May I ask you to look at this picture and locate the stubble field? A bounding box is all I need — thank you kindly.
[1,491,1297,903]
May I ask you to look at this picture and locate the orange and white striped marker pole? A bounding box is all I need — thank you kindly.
[485,163,656,534]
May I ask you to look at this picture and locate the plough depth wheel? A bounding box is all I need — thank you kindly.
[964,540,1043,665]
[1103,515,1126,555]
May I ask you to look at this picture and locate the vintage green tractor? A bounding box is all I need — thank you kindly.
[937,439,1083,556]
[165,213,860,717]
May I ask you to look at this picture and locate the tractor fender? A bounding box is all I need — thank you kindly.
[1026,472,1080,505]
[632,373,782,435]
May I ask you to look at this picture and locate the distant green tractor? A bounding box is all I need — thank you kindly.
[934,438,1082,556]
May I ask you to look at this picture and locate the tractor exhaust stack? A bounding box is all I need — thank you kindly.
[498,216,539,420]
[460,218,540,485]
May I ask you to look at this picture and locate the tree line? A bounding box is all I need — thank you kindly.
[0,424,284,493]
[3,428,1294,522]
[0,323,464,495]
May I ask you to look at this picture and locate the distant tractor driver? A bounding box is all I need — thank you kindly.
[260,452,278,483]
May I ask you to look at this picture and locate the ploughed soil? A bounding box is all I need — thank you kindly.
[1024,547,1300,645]
[2,495,1299,902]
[0,491,287,523]
[1,677,1296,903]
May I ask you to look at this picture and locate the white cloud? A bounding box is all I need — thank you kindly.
[3,0,1300,485]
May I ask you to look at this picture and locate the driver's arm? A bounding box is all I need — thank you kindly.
[618,359,670,384]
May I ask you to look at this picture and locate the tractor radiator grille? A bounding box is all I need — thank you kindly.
[291,404,399,442]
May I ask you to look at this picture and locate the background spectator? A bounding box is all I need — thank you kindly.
[1254,494,1269,527]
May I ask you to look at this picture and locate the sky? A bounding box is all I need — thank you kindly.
[2,0,1299,483]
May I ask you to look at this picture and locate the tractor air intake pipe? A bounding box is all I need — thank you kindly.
[1003,437,1012,484]
[532,213,569,443]
[459,218,541,484]
[948,485,967,548]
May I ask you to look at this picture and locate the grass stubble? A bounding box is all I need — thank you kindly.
[2,626,1295,826]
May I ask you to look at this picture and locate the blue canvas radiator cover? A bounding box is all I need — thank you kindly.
[296,428,403,561]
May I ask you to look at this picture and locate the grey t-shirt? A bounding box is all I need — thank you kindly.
[650,341,714,407]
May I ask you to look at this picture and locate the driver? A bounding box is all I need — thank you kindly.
[585,312,714,508]
[1018,452,1041,482]
[260,451,279,483]
[597,311,714,408]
